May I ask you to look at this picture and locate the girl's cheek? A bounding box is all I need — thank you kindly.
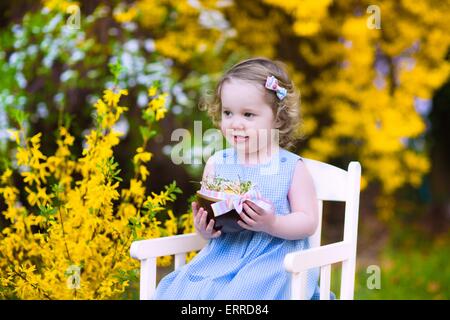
[220,123,228,135]
[221,119,231,130]
[220,125,231,136]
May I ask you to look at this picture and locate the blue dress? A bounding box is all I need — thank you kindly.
[154,147,329,300]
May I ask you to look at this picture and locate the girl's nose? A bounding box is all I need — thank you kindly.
[231,118,245,130]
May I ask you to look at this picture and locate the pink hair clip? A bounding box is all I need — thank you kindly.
[265,75,287,100]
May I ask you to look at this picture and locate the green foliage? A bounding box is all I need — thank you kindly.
[38,204,57,220]
[109,60,126,85]
[354,238,449,300]
[139,126,157,141]
[328,224,450,300]
[5,106,29,128]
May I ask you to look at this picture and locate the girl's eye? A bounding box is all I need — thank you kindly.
[244,112,255,118]
[223,110,231,116]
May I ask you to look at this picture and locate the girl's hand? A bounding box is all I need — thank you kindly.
[238,201,277,234]
[192,202,222,240]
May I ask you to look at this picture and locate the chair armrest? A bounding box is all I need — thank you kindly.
[130,233,208,260]
[284,241,352,273]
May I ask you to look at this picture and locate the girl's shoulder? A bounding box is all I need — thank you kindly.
[203,148,234,177]
[208,148,301,164]
[208,148,235,163]
[278,148,302,163]
[206,148,302,168]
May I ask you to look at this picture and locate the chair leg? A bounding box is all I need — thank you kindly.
[140,257,156,300]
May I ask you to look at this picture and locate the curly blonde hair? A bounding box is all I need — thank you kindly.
[200,57,301,150]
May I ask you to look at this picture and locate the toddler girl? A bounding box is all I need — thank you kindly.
[155,57,323,299]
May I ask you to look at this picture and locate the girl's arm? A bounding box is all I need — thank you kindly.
[268,159,319,240]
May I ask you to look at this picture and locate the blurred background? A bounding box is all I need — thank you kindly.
[0,0,449,299]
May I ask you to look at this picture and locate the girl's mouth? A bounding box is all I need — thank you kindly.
[233,135,249,143]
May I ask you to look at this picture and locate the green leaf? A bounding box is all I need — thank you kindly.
[5,106,29,127]
[108,59,125,84]
[142,109,155,123]
[139,126,152,140]
[38,204,57,218]
[152,80,162,90]
[63,113,73,129]
[51,183,64,194]
[148,130,157,139]
[0,157,12,171]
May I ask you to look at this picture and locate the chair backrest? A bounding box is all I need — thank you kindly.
[285,158,361,299]
[301,157,355,248]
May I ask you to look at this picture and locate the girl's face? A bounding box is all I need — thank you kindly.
[220,79,277,155]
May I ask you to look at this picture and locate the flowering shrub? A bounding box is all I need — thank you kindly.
[0,77,182,299]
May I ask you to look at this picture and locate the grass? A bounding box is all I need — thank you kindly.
[354,236,449,299]
[327,230,450,300]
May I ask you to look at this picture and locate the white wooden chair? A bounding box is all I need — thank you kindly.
[130,158,361,300]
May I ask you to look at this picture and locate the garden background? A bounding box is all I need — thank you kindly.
[0,0,449,299]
